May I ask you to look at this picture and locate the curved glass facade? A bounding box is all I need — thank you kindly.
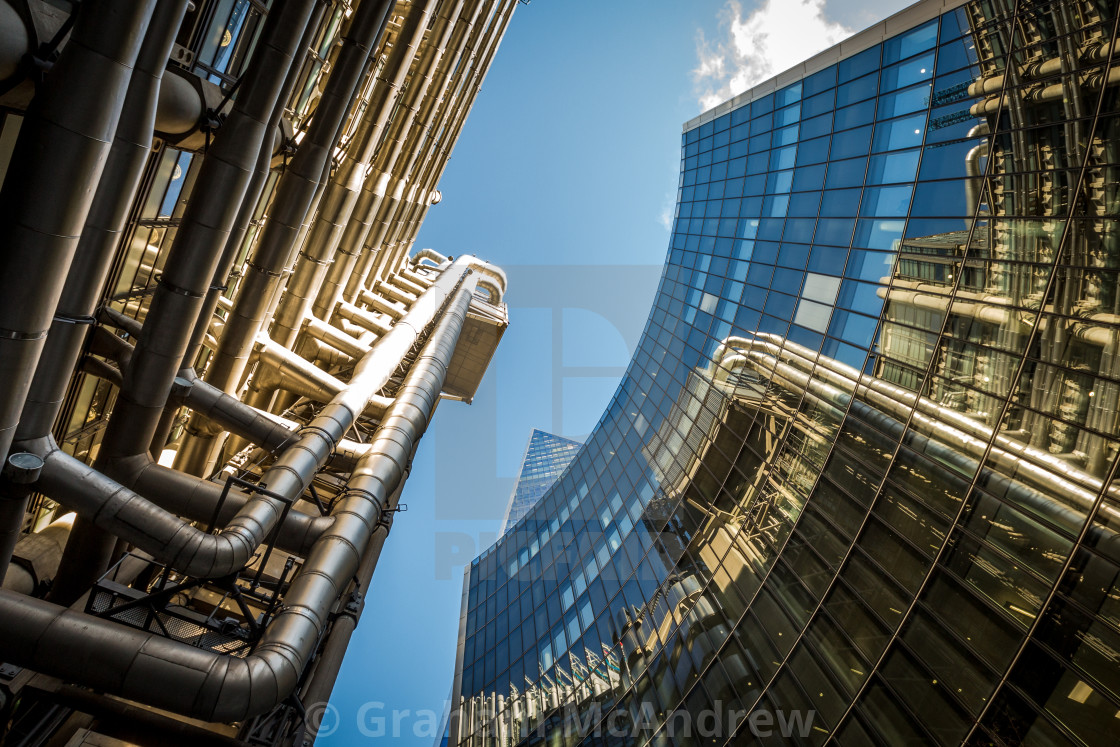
[451,1,1120,744]
[500,430,585,535]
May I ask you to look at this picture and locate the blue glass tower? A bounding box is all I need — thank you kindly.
[500,430,584,535]
[450,1,1120,745]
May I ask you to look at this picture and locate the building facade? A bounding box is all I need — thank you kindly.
[500,430,584,535]
[0,0,513,745]
[450,1,1120,745]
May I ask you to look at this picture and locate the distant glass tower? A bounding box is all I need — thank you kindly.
[500,430,583,535]
[449,1,1120,745]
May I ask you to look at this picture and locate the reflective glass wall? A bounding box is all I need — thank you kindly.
[500,430,585,535]
[452,1,1120,744]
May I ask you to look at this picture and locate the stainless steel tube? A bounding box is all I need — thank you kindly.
[0,273,480,722]
[202,0,396,399]
[43,259,476,580]
[0,0,155,466]
[15,0,191,444]
[271,0,441,348]
[49,0,321,603]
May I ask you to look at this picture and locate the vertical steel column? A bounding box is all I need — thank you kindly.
[15,0,192,446]
[50,0,320,604]
[201,0,396,400]
[0,0,155,467]
[368,0,516,287]
[270,0,444,349]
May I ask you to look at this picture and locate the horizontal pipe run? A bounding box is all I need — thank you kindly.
[0,274,480,722]
[337,301,394,335]
[170,369,296,451]
[255,338,392,417]
[304,317,372,358]
[358,288,408,319]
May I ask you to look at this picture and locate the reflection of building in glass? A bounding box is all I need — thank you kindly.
[451,1,1120,745]
[500,430,583,535]
[0,0,515,744]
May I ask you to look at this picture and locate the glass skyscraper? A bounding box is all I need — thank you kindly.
[450,0,1120,744]
[500,430,584,535]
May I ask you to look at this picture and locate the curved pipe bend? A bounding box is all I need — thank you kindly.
[24,260,476,579]
[27,437,277,578]
[0,279,481,722]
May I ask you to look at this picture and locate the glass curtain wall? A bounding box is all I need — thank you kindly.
[452,1,1120,745]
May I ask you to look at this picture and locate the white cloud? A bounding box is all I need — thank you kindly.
[658,192,675,231]
[693,0,853,111]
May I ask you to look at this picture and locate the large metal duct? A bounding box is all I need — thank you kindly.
[200,0,396,401]
[0,0,27,83]
[0,513,73,596]
[339,0,493,303]
[175,1,329,380]
[362,0,515,293]
[374,2,518,279]
[0,274,479,722]
[361,0,479,288]
[48,0,322,603]
[0,0,155,469]
[271,0,445,348]
[94,0,321,462]
[14,0,191,446]
[41,259,479,580]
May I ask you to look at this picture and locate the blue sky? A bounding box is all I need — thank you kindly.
[321,1,912,743]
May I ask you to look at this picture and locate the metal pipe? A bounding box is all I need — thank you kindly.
[122,457,330,558]
[0,0,28,82]
[170,369,296,453]
[48,0,322,603]
[366,0,515,287]
[296,451,412,744]
[0,0,156,467]
[41,259,476,580]
[272,0,441,349]
[95,0,320,462]
[304,317,372,358]
[313,0,468,318]
[169,2,329,476]
[390,272,427,297]
[255,338,393,416]
[0,513,73,596]
[15,0,191,445]
[414,247,450,266]
[358,288,408,319]
[180,1,328,374]
[0,274,479,722]
[344,0,470,297]
[203,0,396,400]
[336,0,489,305]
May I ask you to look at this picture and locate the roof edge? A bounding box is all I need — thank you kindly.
[682,0,970,133]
